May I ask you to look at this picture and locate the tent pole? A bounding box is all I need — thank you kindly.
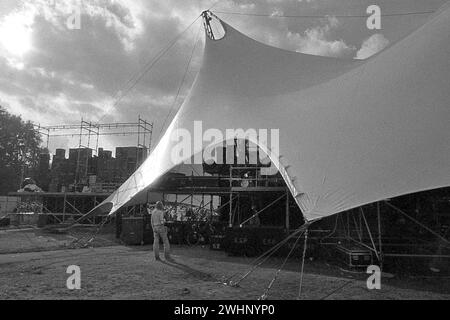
[229,192,233,227]
[352,210,363,242]
[377,202,383,269]
[237,193,240,225]
[297,228,309,300]
[360,208,380,261]
[229,166,233,227]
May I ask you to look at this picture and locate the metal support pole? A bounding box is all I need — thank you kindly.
[285,189,290,231]
[75,118,83,187]
[85,121,91,178]
[63,193,67,222]
[229,192,233,227]
[175,194,178,213]
[210,195,213,216]
[237,193,240,225]
[142,117,146,153]
[95,124,99,156]
[149,122,153,153]
[360,208,380,261]
[377,202,383,268]
[229,165,233,227]
[136,115,140,170]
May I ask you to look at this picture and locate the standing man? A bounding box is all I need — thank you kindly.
[150,201,172,261]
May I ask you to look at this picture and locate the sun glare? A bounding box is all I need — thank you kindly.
[0,13,33,56]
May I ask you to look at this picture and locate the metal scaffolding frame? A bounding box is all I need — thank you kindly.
[8,192,110,225]
[33,116,153,152]
[320,200,450,268]
[142,170,291,231]
[32,116,154,187]
[75,119,100,186]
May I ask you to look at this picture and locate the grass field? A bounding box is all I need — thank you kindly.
[0,227,449,300]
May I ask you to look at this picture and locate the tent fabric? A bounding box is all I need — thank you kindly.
[93,5,450,222]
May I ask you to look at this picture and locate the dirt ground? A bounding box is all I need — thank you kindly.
[0,228,449,300]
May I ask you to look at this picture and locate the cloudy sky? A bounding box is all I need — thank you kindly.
[0,0,446,156]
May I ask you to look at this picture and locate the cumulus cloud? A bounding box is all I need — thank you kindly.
[0,1,201,122]
[286,16,355,57]
[0,0,433,153]
[355,33,390,60]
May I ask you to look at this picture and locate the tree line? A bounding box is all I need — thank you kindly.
[0,105,45,195]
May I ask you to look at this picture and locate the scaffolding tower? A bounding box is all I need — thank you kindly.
[33,116,154,186]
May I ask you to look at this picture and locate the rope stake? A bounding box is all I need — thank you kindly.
[222,224,308,286]
[260,228,305,300]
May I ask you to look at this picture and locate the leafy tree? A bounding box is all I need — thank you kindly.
[0,105,43,194]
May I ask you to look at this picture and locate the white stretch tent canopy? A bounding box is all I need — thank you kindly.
[94,5,450,222]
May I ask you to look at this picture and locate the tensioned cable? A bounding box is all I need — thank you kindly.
[69,215,113,248]
[156,23,203,143]
[207,0,221,12]
[222,224,308,286]
[259,229,305,300]
[384,201,450,247]
[214,10,435,19]
[297,228,309,300]
[154,23,203,177]
[319,280,353,300]
[96,15,202,124]
[240,194,286,227]
[96,0,222,124]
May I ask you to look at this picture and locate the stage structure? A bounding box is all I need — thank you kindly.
[7,191,110,225]
[85,5,450,279]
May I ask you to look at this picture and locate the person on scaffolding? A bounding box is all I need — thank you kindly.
[150,201,172,261]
